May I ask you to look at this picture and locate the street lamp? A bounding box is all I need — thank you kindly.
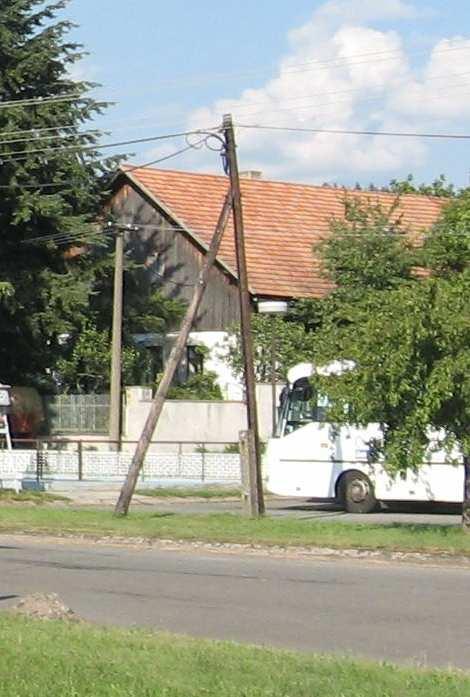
[257,300,289,436]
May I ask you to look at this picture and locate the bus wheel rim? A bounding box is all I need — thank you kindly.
[350,478,369,503]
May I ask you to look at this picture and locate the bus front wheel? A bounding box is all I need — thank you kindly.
[338,471,377,514]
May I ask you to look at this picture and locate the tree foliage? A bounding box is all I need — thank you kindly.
[389,174,457,198]
[55,322,159,393]
[166,372,223,401]
[226,313,313,384]
[309,191,470,493]
[0,0,113,387]
[0,1,185,394]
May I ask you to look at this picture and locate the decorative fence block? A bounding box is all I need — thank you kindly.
[0,449,241,484]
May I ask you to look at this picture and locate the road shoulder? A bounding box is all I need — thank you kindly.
[2,531,470,569]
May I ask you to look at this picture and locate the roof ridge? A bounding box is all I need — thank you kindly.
[121,165,446,202]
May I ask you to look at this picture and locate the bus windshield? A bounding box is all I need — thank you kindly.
[278,378,329,436]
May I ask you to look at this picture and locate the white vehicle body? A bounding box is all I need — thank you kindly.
[264,363,463,507]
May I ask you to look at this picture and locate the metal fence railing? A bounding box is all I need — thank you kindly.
[0,439,241,485]
[44,394,110,434]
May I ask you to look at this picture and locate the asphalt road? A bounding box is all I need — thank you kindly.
[2,537,470,669]
[57,485,464,525]
[133,497,464,526]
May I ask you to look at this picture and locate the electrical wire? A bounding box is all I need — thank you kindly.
[4,135,211,192]
[0,127,218,164]
[25,200,470,245]
[97,42,470,95]
[203,69,470,117]
[235,123,470,140]
[0,93,87,110]
[0,123,78,139]
[0,128,104,147]
[2,60,469,149]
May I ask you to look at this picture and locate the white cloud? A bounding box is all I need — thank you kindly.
[392,37,470,119]
[167,1,469,184]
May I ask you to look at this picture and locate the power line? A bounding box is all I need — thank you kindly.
[0,127,218,163]
[97,42,470,96]
[206,69,470,116]
[123,137,208,173]
[0,124,77,139]
[3,136,210,192]
[0,128,104,147]
[235,123,470,140]
[2,61,469,148]
[19,212,470,249]
[223,77,470,122]
[0,93,86,110]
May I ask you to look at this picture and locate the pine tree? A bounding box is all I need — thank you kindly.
[0,0,114,388]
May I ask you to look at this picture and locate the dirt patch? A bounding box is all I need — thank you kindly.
[12,593,81,622]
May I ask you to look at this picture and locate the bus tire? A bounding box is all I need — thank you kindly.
[338,471,377,514]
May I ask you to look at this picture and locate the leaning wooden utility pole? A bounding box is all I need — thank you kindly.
[114,193,233,516]
[223,114,265,517]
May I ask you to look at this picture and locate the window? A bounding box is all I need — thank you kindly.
[282,378,330,435]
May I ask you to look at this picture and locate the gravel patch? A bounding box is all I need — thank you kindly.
[12,592,81,622]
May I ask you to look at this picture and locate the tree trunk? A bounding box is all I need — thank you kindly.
[462,454,470,530]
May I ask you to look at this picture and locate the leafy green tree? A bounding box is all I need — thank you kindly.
[166,372,223,401]
[56,322,161,393]
[0,0,115,388]
[389,174,456,198]
[56,235,187,393]
[309,192,470,526]
[226,313,313,384]
[0,1,185,395]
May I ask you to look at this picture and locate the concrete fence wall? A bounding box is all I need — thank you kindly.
[0,384,284,489]
[123,383,283,446]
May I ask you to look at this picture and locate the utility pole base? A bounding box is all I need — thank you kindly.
[240,429,263,518]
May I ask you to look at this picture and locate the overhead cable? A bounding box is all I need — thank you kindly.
[0,93,87,110]
[0,127,218,163]
[0,128,104,147]
[235,123,470,140]
[3,136,210,192]
[97,42,470,94]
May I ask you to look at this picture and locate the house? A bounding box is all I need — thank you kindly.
[108,166,447,398]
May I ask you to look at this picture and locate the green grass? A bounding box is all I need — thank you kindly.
[136,486,242,499]
[0,489,70,504]
[0,615,468,697]
[1,506,470,555]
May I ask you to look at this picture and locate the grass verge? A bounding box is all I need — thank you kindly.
[0,489,69,505]
[0,507,469,555]
[1,615,469,697]
[135,486,242,499]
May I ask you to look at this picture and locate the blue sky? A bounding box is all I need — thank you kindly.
[66,0,470,187]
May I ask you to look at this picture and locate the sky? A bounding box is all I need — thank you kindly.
[65,0,470,187]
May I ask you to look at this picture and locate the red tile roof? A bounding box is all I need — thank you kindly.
[121,166,447,299]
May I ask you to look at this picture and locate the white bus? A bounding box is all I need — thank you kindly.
[264,363,463,513]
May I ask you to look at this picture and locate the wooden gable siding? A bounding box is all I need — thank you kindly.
[109,181,240,332]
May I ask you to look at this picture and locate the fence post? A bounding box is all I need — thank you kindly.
[35,439,41,484]
[36,438,45,485]
[78,441,83,482]
[201,445,206,483]
[239,430,259,517]
[178,442,182,477]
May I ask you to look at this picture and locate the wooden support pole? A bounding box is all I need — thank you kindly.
[114,193,232,516]
[108,229,124,450]
[223,114,265,517]
[239,429,259,517]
